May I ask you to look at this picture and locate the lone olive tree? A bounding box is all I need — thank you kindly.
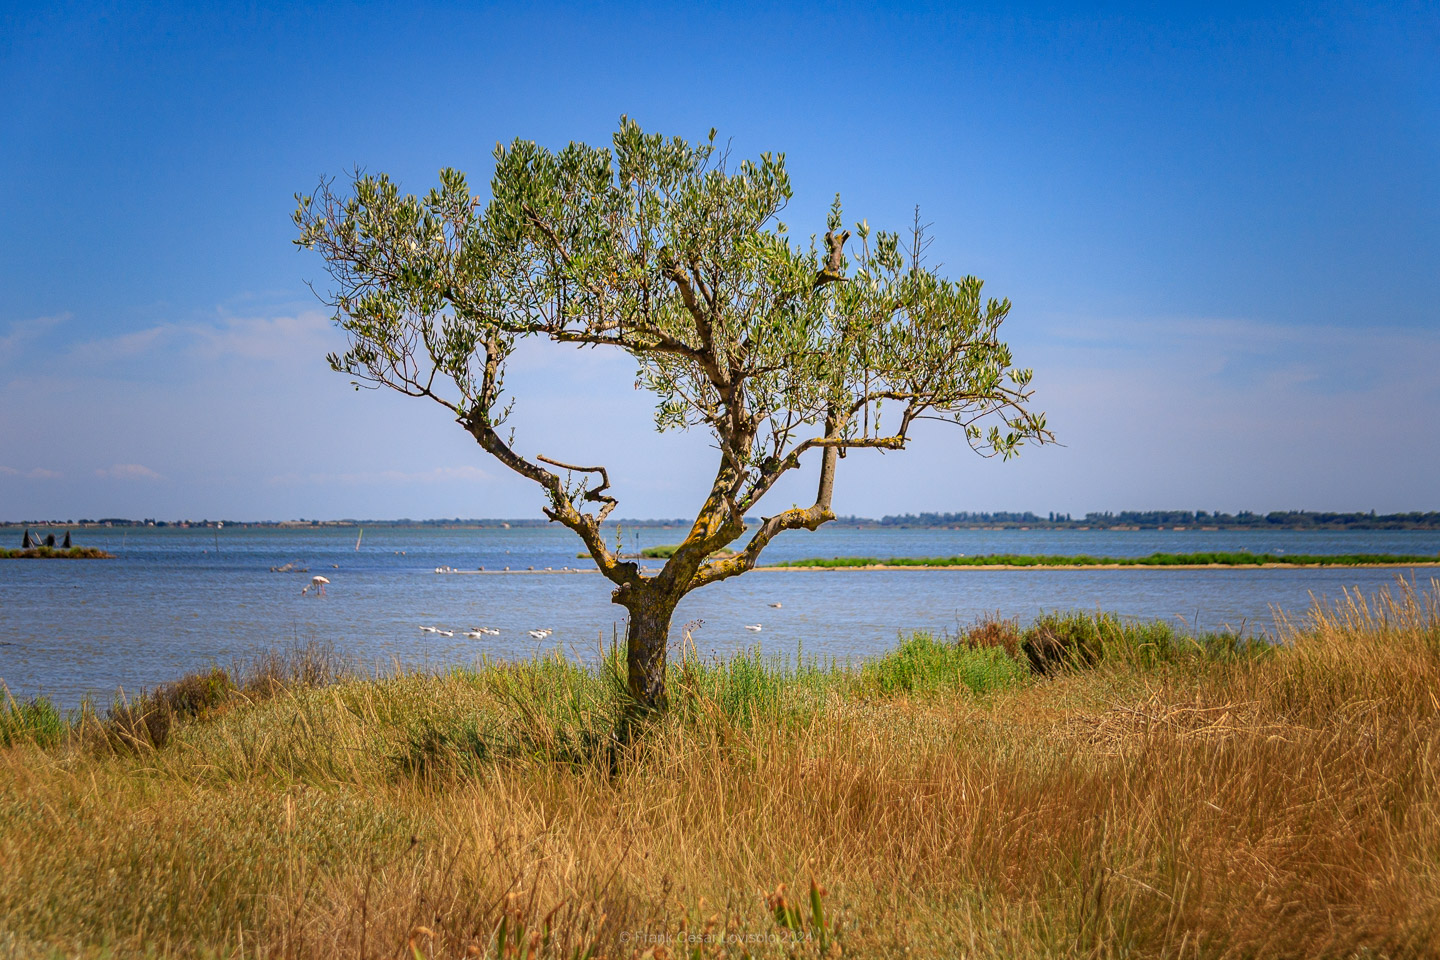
[294,119,1050,712]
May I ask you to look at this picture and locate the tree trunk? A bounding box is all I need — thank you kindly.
[622,586,679,713]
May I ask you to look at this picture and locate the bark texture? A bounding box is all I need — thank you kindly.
[620,586,678,712]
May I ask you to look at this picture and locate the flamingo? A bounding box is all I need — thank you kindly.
[311,575,329,596]
[745,624,763,632]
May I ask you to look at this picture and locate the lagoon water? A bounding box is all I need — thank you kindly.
[4,524,1439,705]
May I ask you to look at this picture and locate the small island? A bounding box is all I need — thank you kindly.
[1,546,115,559]
[3,530,113,558]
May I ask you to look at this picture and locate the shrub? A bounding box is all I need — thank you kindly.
[106,667,235,749]
[959,614,1023,658]
[1021,611,1111,674]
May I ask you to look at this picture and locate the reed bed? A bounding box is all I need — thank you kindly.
[2,581,1439,958]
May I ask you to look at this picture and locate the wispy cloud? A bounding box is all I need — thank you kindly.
[268,465,491,486]
[1027,314,1440,409]
[0,465,63,479]
[95,463,165,481]
[0,315,66,363]
[57,309,337,375]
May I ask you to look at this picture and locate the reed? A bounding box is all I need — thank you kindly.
[2,584,1438,958]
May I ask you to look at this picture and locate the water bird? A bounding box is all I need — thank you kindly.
[435,629,454,638]
[464,630,484,639]
[479,627,500,635]
[310,575,329,595]
[768,601,782,608]
[745,624,763,632]
[419,626,441,634]
[527,628,553,639]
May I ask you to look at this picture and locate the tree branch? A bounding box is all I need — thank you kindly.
[460,411,638,587]
[813,229,851,288]
[535,454,620,522]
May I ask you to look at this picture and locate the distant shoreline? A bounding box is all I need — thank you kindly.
[437,555,1440,575]
[5,510,1440,532]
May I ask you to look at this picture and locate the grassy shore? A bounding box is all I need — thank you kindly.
[3,586,1440,957]
[641,544,739,559]
[0,546,114,559]
[774,551,1440,569]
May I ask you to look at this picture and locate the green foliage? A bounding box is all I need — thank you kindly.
[294,118,1048,561]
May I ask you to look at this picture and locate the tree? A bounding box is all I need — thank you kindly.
[293,119,1051,713]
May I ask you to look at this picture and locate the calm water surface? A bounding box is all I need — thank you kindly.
[3,525,1438,705]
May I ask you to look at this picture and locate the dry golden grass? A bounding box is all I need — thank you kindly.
[2,582,1439,958]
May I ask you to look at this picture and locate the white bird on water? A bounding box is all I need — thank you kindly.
[768,602,782,608]
[435,629,454,638]
[479,627,500,635]
[527,628,553,639]
[745,624,763,632]
[419,626,441,634]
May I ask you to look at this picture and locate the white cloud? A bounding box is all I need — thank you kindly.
[56,309,339,376]
[95,463,165,481]
[0,315,66,365]
[66,325,172,366]
[0,465,62,479]
[187,310,336,362]
[268,465,492,487]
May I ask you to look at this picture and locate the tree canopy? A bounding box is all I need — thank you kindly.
[294,118,1050,709]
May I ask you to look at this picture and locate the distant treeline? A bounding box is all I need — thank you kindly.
[6,511,1440,531]
[865,511,1440,530]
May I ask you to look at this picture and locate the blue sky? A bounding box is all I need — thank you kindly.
[2,1,1436,521]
